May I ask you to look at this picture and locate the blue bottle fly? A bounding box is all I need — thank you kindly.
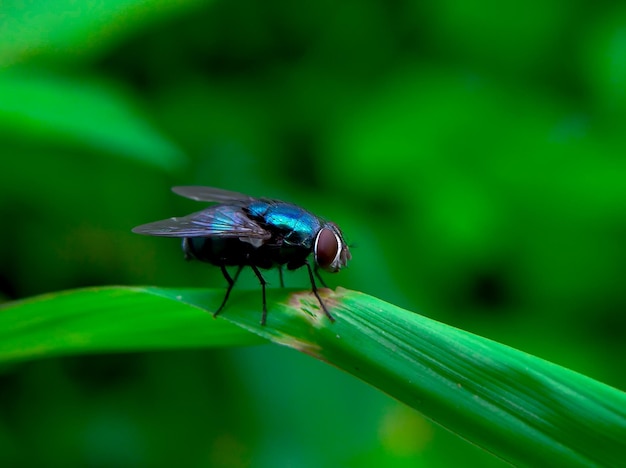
[132,186,351,325]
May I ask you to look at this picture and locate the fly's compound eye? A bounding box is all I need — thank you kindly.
[315,227,340,272]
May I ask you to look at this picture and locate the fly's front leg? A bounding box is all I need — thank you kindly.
[305,261,335,322]
[313,264,328,288]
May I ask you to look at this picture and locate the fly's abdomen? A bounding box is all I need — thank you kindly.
[184,237,254,266]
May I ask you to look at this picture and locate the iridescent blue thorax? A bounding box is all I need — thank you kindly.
[246,200,321,248]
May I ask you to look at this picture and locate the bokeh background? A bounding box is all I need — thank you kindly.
[1,0,625,466]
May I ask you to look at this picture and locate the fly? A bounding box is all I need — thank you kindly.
[132,186,351,325]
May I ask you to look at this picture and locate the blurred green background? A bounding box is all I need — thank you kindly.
[1,0,625,466]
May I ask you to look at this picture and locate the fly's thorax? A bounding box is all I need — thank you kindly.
[314,222,351,273]
[248,200,321,248]
[245,200,271,218]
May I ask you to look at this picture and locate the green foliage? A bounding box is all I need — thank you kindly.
[0,71,186,172]
[0,287,263,365]
[3,287,624,466]
[2,0,626,466]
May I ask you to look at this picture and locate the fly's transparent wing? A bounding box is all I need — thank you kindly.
[132,206,271,239]
[172,186,254,204]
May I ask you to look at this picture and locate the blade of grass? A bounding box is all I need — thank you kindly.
[0,71,186,172]
[207,287,626,467]
[0,286,265,365]
[1,285,624,465]
[0,0,209,65]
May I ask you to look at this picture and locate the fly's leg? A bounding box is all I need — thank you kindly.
[278,265,285,288]
[313,264,328,288]
[182,238,194,261]
[215,265,243,318]
[250,264,268,325]
[306,261,335,322]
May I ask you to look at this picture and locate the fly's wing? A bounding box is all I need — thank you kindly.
[132,205,271,239]
[172,186,254,204]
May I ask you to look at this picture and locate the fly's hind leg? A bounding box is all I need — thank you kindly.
[215,265,243,318]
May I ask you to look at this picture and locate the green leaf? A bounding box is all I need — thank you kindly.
[220,287,626,467]
[0,286,265,365]
[2,286,624,466]
[0,70,186,172]
[0,0,210,65]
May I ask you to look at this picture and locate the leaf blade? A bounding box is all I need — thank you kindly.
[0,286,265,365]
[0,71,186,172]
[217,287,626,467]
[2,285,624,466]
